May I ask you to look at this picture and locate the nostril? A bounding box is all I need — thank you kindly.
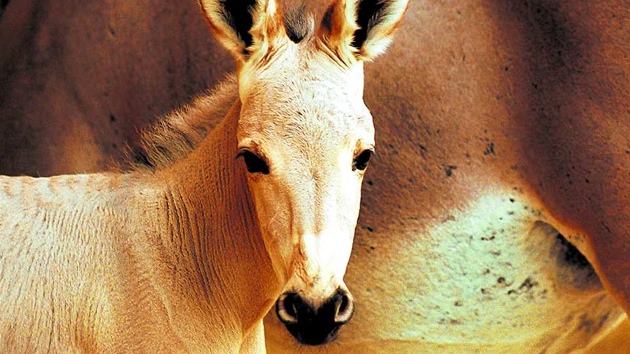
[276,290,354,346]
[333,290,354,324]
[276,293,298,324]
[285,295,298,318]
[338,293,349,314]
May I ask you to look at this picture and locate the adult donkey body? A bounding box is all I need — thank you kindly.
[1,0,629,353]
[0,0,408,352]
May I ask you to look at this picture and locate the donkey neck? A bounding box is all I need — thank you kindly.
[154,101,280,345]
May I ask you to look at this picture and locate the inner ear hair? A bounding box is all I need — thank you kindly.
[318,0,408,62]
[220,0,257,50]
[351,0,386,49]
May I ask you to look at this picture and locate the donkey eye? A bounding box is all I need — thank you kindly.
[237,150,269,174]
[353,149,373,171]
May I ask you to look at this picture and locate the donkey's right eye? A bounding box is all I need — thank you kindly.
[352,149,373,171]
[237,151,270,174]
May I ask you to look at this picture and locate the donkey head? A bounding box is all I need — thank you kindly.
[200,0,408,345]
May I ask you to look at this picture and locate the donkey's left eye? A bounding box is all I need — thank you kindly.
[237,151,270,174]
[353,149,373,171]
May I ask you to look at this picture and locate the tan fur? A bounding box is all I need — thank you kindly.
[1,0,629,353]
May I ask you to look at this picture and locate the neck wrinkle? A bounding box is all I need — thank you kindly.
[154,101,280,344]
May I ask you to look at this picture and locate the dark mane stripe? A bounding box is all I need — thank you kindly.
[284,5,314,43]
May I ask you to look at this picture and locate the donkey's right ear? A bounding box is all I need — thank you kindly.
[199,0,283,63]
[319,0,409,63]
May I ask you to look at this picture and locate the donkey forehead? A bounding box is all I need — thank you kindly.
[239,41,366,103]
[237,43,374,150]
[238,77,374,146]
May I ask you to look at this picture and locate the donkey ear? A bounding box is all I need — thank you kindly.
[199,0,283,62]
[319,0,409,62]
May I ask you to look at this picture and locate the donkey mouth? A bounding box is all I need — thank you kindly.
[275,289,354,346]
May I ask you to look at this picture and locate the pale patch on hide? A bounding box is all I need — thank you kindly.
[398,192,623,350]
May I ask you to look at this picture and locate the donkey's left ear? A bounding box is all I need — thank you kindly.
[199,0,284,63]
[319,0,409,62]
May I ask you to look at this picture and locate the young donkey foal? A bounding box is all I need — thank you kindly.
[0,0,407,352]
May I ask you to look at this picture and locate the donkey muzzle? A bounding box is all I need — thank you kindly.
[275,288,354,346]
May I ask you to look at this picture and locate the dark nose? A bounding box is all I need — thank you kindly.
[275,288,354,346]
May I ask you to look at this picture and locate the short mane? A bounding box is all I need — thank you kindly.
[122,74,238,172]
[284,5,314,43]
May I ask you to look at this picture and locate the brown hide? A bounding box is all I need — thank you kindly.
[362,0,630,316]
[0,0,233,175]
[496,0,630,312]
[0,0,628,352]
